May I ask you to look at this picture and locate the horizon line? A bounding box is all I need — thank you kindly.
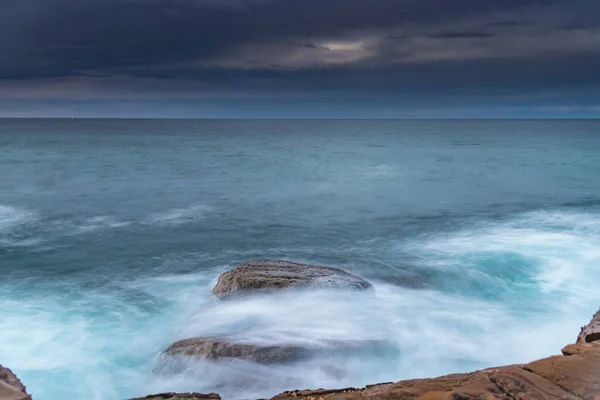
[1,117,599,121]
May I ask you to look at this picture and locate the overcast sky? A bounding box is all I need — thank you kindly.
[2,0,600,118]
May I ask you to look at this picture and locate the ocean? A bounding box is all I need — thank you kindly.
[1,119,600,400]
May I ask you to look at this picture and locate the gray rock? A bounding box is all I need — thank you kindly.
[213,260,372,299]
[164,338,311,365]
[577,308,600,344]
[0,365,31,400]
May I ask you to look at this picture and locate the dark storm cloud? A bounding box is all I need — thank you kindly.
[0,0,567,79]
[558,23,600,30]
[1,0,600,118]
[485,21,532,27]
[428,30,496,39]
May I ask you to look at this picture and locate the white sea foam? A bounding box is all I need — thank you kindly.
[0,204,36,233]
[0,205,41,247]
[2,209,600,400]
[129,281,589,399]
[50,206,209,237]
[144,205,210,226]
[405,209,600,306]
[71,216,133,234]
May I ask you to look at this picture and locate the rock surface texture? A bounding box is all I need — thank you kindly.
[578,308,600,344]
[164,338,311,364]
[213,260,372,299]
[139,308,600,400]
[0,366,31,400]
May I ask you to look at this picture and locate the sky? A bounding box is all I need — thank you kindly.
[1,0,600,118]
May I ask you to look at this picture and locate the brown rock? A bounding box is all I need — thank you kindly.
[524,342,600,399]
[213,260,372,299]
[270,367,581,400]
[164,338,311,364]
[0,365,31,400]
[578,308,600,344]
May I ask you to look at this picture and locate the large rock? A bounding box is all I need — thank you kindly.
[213,260,372,299]
[164,338,311,364]
[0,366,31,400]
[577,308,600,344]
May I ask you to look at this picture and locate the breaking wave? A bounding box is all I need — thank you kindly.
[2,207,600,399]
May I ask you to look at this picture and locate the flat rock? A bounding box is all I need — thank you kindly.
[164,337,311,364]
[213,260,372,299]
[271,366,583,400]
[0,366,31,400]
[578,308,600,344]
[525,342,600,399]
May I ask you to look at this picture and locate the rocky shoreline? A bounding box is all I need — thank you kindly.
[2,260,599,400]
[139,304,600,400]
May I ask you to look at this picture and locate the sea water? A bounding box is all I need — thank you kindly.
[1,119,600,399]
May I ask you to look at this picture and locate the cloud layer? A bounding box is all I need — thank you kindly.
[1,0,599,117]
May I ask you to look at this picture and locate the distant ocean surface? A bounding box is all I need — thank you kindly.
[1,119,600,400]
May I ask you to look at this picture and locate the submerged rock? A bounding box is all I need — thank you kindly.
[213,260,372,299]
[162,337,391,367]
[577,308,600,344]
[0,365,31,400]
[164,338,311,364]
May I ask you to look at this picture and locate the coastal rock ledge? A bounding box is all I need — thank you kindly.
[0,365,31,400]
[213,260,372,299]
[138,307,600,400]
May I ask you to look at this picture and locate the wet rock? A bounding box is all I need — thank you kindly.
[164,338,311,364]
[577,308,600,344]
[213,260,372,299]
[0,365,31,400]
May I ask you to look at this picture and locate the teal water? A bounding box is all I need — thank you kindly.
[1,119,600,399]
